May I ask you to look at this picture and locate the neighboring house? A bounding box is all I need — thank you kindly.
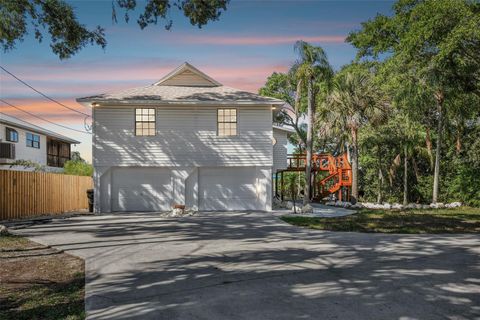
[77,62,291,212]
[0,113,80,171]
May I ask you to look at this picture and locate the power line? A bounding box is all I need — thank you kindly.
[0,98,92,134]
[0,65,91,117]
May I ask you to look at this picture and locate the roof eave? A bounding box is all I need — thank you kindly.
[0,119,81,144]
[77,98,285,106]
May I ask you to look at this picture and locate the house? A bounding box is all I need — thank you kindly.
[77,62,292,212]
[0,113,80,171]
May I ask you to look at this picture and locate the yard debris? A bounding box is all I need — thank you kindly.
[0,225,9,235]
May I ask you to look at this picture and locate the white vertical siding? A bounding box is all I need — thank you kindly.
[93,106,273,167]
[273,128,288,172]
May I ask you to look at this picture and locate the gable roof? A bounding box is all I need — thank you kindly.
[0,113,81,144]
[77,62,285,106]
[154,62,222,87]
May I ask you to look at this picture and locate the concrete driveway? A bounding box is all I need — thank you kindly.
[13,212,480,320]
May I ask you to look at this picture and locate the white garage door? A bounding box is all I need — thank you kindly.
[111,168,173,212]
[198,168,261,211]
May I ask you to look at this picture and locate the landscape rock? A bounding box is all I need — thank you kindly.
[446,202,462,208]
[325,201,336,206]
[285,201,294,209]
[350,203,363,209]
[430,202,445,209]
[301,204,314,213]
[391,203,404,210]
[383,203,392,210]
[405,203,417,209]
[362,202,375,209]
[342,202,352,208]
[0,225,9,235]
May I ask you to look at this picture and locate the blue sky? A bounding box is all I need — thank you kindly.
[0,0,393,161]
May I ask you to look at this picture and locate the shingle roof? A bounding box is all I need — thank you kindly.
[0,113,81,144]
[77,63,285,106]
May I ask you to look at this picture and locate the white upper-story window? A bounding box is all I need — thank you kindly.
[217,108,237,136]
[135,108,156,136]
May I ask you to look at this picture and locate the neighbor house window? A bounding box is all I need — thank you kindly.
[6,127,18,142]
[217,109,237,136]
[135,108,156,136]
[26,133,40,148]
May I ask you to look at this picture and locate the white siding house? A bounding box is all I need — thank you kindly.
[77,63,289,212]
[273,126,293,172]
[0,113,80,171]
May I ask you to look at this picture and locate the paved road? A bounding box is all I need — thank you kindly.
[13,212,480,320]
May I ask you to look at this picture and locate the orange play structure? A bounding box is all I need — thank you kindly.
[275,153,352,202]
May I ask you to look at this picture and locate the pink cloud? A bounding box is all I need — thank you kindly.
[1,98,91,124]
[178,35,346,45]
[1,62,289,96]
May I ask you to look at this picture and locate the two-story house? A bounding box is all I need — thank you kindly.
[0,113,80,171]
[77,63,291,212]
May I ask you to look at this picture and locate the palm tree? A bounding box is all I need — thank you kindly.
[292,40,332,205]
[329,69,387,203]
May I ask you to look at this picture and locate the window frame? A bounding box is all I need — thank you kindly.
[26,132,40,149]
[5,127,18,142]
[135,108,156,136]
[217,108,238,137]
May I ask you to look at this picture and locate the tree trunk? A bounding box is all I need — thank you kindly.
[432,91,444,204]
[456,126,462,155]
[304,79,314,205]
[403,144,408,206]
[412,156,420,182]
[350,127,359,204]
[425,127,434,169]
[376,149,383,204]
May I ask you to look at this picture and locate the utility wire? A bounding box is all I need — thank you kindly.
[0,98,92,134]
[0,65,91,117]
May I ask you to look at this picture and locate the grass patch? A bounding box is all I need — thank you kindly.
[282,207,480,234]
[0,234,85,320]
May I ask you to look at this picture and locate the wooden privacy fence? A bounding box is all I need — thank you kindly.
[0,170,93,220]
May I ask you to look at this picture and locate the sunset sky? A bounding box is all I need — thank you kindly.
[0,0,393,162]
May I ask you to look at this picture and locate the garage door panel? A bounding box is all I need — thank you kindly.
[112,168,172,212]
[199,168,261,211]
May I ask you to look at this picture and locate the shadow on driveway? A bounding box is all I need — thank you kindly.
[13,212,480,320]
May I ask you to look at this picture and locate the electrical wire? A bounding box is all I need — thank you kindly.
[0,98,92,134]
[0,65,92,117]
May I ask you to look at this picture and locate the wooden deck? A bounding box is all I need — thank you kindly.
[275,153,352,202]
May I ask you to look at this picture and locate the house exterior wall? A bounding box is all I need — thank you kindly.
[273,128,289,172]
[92,105,275,212]
[0,122,47,165]
[93,106,273,167]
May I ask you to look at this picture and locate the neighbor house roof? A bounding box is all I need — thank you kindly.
[0,113,81,144]
[77,62,285,106]
[273,125,296,134]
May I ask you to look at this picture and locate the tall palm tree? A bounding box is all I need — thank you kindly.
[292,40,332,205]
[329,69,387,203]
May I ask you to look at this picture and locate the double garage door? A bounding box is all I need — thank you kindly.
[111,167,262,212]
